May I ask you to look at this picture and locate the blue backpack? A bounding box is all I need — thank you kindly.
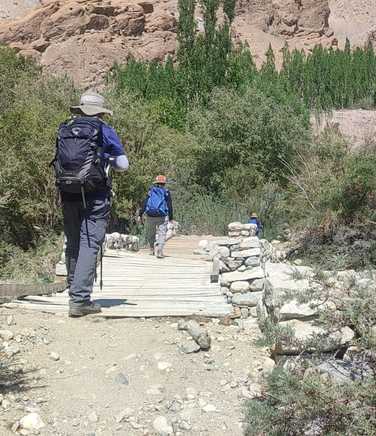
[145,187,168,217]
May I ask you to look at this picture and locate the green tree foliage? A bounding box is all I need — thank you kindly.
[111,0,253,127]
[2,0,376,279]
[0,46,76,251]
[189,86,310,195]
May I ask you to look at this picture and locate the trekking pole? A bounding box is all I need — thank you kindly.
[100,243,103,291]
[81,185,91,248]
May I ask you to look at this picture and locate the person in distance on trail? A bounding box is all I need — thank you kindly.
[138,175,174,258]
[52,91,129,317]
[248,212,263,237]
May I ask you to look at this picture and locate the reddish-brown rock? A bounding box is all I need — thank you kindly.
[0,0,375,85]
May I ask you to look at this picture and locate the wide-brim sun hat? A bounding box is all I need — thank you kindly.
[70,91,113,116]
[154,175,167,184]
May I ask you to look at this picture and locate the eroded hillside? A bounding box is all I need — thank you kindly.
[0,0,375,86]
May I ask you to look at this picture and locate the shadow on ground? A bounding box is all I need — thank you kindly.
[0,351,37,395]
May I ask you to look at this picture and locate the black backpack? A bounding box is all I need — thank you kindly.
[52,116,109,196]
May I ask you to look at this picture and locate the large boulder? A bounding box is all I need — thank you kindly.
[278,320,355,354]
[265,262,313,293]
[279,300,319,321]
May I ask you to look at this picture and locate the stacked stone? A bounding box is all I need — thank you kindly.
[56,232,140,276]
[211,222,266,317]
[105,232,140,252]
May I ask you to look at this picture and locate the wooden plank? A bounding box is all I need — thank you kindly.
[0,282,66,303]
[210,258,220,283]
[9,298,227,308]
[14,238,231,318]
[5,304,231,318]
[11,297,227,306]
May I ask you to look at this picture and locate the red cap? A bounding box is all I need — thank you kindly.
[155,175,167,184]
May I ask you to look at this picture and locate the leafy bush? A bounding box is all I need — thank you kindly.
[0,49,76,251]
[0,45,77,277]
[188,86,310,195]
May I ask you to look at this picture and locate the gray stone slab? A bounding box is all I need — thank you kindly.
[231,248,261,258]
[221,267,264,284]
[232,292,263,307]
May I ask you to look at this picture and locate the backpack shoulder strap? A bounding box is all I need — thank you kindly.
[51,119,71,166]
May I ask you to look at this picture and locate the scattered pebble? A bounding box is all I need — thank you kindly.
[49,352,60,361]
[19,413,45,430]
[153,416,173,435]
[115,407,134,423]
[4,343,20,357]
[179,420,192,431]
[180,342,200,354]
[2,398,11,409]
[6,315,15,326]
[0,330,14,341]
[114,372,129,385]
[185,387,197,400]
[88,411,99,423]
[202,404,217,413]
[158,361,172,371]
[147,384,165,396]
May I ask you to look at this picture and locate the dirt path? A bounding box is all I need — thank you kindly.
[0,236,271,435]
[0,310,271,435]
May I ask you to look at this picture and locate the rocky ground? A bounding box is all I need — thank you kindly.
[0,308,272,436]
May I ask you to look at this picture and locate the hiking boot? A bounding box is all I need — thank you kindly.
[69,301,102,318]
[156,246,164,258]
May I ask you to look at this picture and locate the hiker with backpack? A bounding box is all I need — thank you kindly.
[248,212,263,237]
[139,175,173,258]
[52,92,128,317]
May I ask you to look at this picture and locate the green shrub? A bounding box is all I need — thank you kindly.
[245,368,376,436]
[251,275,376,436]
[0,73,76,250]
[189,86,310,195]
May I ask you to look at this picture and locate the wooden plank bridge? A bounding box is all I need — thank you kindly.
[5,237,232,318]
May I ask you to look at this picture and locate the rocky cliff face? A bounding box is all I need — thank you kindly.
[0,0,375,86]
[0,0,41,20]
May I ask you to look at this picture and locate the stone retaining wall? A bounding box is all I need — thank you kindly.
[198,222,267,318]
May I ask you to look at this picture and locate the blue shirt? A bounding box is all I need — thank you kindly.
[101,124,126,158]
